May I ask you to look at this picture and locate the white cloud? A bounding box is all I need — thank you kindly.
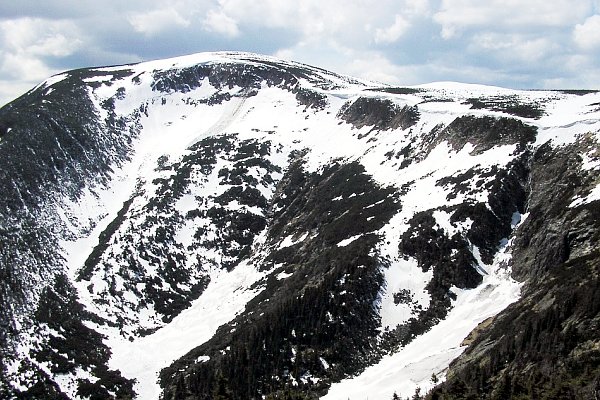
[0,18,81,56]
[574,14,600,49]
[346,53,406,84]
[540,54,600,88]
[202,10,240,38]
[273,48,295,61]
[0,18,81,81]
[216,0,298,30]
[0,79,37,107]
[273,43,408,85]
[471,33,557,63]
[1,0,600,105]
[0,52,54,81]
[216,0,398,41]
[513,38,557,62]
[128,8,190,36]
[374,15,410,44]
[434,0,591,38]
[405,0,430,16]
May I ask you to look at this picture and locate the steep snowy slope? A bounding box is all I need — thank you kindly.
[0,52,598,399]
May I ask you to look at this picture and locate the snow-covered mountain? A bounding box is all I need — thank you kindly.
[0,52,598,400]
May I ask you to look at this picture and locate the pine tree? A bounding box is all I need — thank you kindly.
[213,373,233,400]
[412,387,422,400]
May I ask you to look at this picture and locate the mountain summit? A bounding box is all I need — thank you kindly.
[0,52,599,399]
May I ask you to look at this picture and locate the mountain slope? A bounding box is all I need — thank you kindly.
[0,52,598,399]
[428,139,600,399]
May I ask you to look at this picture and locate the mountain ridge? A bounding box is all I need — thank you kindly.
[0,51,598,399]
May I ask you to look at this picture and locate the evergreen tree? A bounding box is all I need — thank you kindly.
[411,387,422,400]
[213,373,233,400]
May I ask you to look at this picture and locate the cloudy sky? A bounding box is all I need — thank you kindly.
[1,0,600,105]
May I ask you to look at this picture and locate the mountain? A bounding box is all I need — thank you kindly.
[0,51,598,400]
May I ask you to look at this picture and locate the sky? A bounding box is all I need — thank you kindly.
[1,0,600,106]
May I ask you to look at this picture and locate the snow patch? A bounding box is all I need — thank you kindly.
[378,257,432,329]
[337,234,363,247]
[108,261,267,400]
[83,75,114,83]
[36,73,68,90]
[277,271,293,280]
[570,183,600,207]
[279,232,309,249]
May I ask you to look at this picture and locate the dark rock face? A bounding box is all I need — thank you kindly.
[160,160,401,399]
[464,95,545,119]
[510,141,596,282]
[441,115,537,155]
[294,88,328,110]
[452,155,530,264]
[428,137,600,400]
[400,211,481,295]
[338,97,419,131]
